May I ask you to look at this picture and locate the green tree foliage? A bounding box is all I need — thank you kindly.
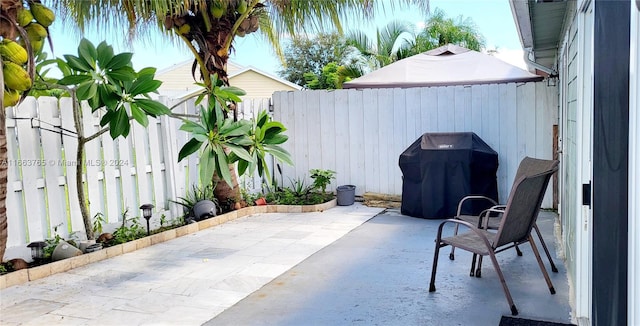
[278,33,353,87]
[346,20,415,73]
[345,9,485,77]
[411,8,485,54]
[303,62,341,90]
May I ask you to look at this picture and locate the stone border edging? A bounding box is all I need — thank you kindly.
[0,199,337,290]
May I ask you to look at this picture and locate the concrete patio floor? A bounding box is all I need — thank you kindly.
[0,204,573,325]
[205,209,572,326]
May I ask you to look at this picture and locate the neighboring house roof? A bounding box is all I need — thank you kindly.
[343,44,543,89]
[509,0,570,71]
[155,59,300,99]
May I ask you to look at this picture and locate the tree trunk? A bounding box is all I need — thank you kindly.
[0,106,8,261]
[213,163,242,211]
[72,96,93,240]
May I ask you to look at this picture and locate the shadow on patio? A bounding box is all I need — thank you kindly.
[206,209,573,326]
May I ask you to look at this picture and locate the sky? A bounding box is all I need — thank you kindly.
[45,0,526,78]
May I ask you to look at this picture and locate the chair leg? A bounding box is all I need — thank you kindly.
[528,235,556,294]
[486,251,518,316]
[475,256,483,277]
[429,241,443,292]
[533,223,559,273]
[515,244,523,256]
[450,223,460,260]
[470,254,477,276]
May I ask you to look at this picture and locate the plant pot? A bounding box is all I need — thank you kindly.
[193,200,217,221]
[336,185,356,206]
[254,197,267,206]
[78,240,96,253]
[51,240,83,261]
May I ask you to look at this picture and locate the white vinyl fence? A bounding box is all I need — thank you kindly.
[4,96,271,260]
[273,81,558,206]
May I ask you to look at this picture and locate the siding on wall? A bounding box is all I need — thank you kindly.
[559,11,580,296]
[230,70,298,98]
[273,82,558,208]
[156,61,244,96]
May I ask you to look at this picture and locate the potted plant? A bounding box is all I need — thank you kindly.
[172,184,219,223]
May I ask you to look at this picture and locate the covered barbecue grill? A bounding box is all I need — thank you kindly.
[399,132,499,219]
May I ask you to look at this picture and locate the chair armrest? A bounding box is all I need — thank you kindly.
[456,196,499,216]
[436,219,494,250]
[479,206,506,229]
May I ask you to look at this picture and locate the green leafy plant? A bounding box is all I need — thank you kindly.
[108,209,146,246]
[43,224,65,259]
[56,38,171,138]
[262,176,334,206]
[92,212,106,235]
[178,74,293,190]
[35,39,172,240]
[171,184,219,219]
[309,169,336,193]
[289,177,313,197]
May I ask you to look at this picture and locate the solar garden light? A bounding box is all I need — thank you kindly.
[140,203,154,236]
[27,241,46,261]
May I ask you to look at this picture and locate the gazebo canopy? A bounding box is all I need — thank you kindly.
[343,44,543,89]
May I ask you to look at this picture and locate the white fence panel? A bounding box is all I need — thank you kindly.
[273,82,558,207]
[4,94,274,261]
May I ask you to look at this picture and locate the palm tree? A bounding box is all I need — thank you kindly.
[345,20,415,75]
[410,8,485,54]
[0,0,41,261]
[46,0,429,202]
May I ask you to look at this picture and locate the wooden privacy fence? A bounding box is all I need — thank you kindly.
[272,81,558,207]
[3,96,271,260]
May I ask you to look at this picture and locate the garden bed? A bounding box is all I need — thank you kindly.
[0,198,336,290]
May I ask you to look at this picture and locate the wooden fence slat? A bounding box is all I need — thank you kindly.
[58,97,84,233]
[132,122,151,211]
[363,89,379,192]
[147,117,166,210]
[377,89,393,194]
[306,91,322,181]
[347,90,365,194]
[333,90,350,188]
[15,98,47,241]
[5,106,27,249]
[38,97,68,239]
[81,104,104,220]
[100,130,120,222]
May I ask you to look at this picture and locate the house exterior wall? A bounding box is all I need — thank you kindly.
[155,61,244,97]
[558,8,580,315]
[229,71,298,98]
[273,82,557,207]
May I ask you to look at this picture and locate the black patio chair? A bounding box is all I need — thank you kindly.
[428,157,559,316]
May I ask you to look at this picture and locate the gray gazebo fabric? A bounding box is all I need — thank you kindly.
[343,44,543,89]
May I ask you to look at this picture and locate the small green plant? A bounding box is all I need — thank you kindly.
[108,209,146,246]
[92,212,106,235]
[310,169,336,193]
[289,177,312,196]
[160,214,167,227]
[43,224,65,259]
[0,263,8,274]
[241,187,262,206]
[171,183,219,219]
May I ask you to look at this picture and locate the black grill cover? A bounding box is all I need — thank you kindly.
[399,132,499,219]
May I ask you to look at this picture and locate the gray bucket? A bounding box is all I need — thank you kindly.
[336,185,356,206]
